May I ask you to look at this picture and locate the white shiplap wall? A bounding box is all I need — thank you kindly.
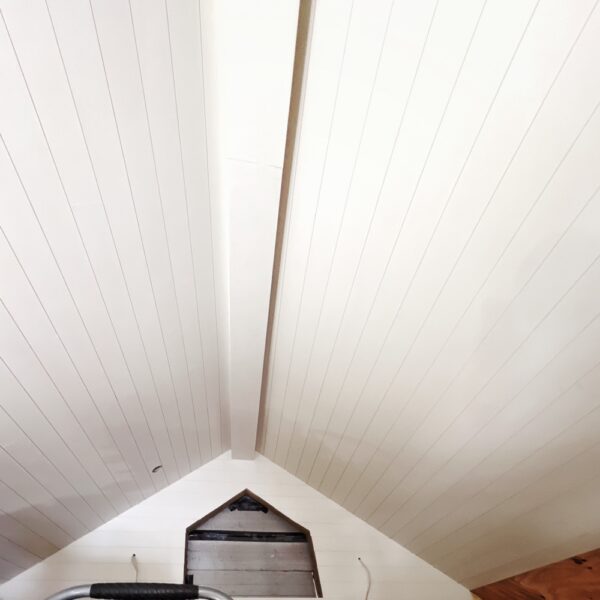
[259,0,600,589]
[0,0,227,583]
[0,453,471,600]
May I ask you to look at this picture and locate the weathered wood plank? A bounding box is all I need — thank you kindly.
[194,509,297,533]
[189,569,315,597]
[186,540,312,571]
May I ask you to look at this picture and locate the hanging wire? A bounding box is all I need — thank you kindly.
[131,554,139,582]
[358,557,371,600]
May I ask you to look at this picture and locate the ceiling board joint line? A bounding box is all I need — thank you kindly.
[282,0,396,470]
[127,0,201,469]
[0,508,59,553]
[356,95,600,522]
[455,474,600,585]
[196,0,225,454]
[323,0,542,496]
[88,0,191,476]
[0,420,92,533]
[269,0,357,459]
[257,0,316,456]
[0,138,140,512]
[339,0,600,508]
[418,349,600,557]
[288,0,441,476]
[392,184,600,540]
[302,0,488,484]
[0,228,133,509]
[1,8,161,497]
[0,481,74,544]
[0,533,43,562]
[0,403,94,531]
[437,434,600,576]
[45,0,177,487]
[370,213,600,526]
[165,0,213,461]
[0,299,122,520]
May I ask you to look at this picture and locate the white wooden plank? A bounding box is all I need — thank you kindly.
[262,0,355,462]
[0,317,123,524]
[452,472,600,588]
[403,317,600,553]
[462,514,600,591]
[367,115,600,532]
[212,0,300,168]
[316,0,541,498]
[89,0,202,472]
[228,161,287,458]
[420,364,600,567]
[0,0,231,578]
[0,482,73,550]
[290,0,486,484]
[0,511,57,560]
[0,150,144,511]
[0,447,87,541]
[270,0,396,467]
[129,0,209,466]
[332,0,593,507]
[46,0,193,481]
[0,222,141,511]
[166,0,224,457]
[196,0,231,455]
[0,1,158,499]
[0,369,104,531]
[0,537,39,571]
[260,0,600,588]
[359,95,600,530]
[0,559,21,585]
[1,0,600,589]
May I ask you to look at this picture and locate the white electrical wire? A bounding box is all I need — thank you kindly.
[358,557,371,600]
[131,553,139,582]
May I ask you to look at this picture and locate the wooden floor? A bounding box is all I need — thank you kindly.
[473,548,600,599]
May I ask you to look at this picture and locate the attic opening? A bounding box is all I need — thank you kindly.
[184,489,323,597]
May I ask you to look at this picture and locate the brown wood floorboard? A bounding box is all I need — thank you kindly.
[473,548,600,599]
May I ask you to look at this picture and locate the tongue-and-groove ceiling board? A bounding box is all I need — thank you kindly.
[0,0,300,585]
[0,0,230,583]
[258,0,600,590]
[2,0,600,594]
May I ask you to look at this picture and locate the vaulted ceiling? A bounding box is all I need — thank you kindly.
[259,0,600,589]
[2,0,600,592]
[0,0,231,583]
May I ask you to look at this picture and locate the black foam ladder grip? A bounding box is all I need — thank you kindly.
[89,583,199,599]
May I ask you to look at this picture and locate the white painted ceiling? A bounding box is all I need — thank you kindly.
[258,0,600,590]
[0,0,231,584]
[2,0,600,592]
